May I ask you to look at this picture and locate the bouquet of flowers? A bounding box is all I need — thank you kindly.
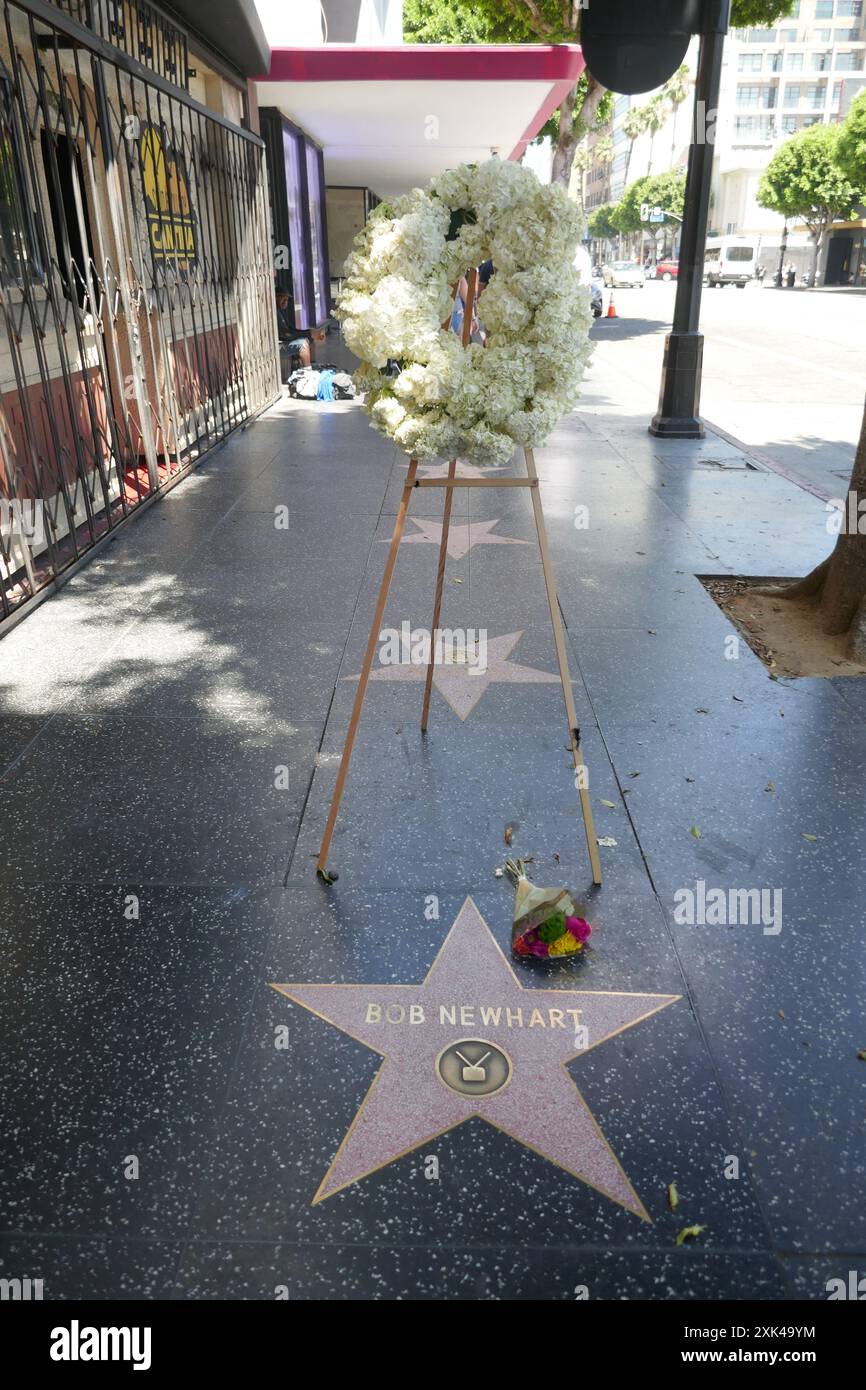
[505,858,592,960]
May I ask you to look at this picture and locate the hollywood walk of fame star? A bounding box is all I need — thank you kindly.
[272,898,679,1215]
[347,630,561,721]
[407,459,506,481]
[382,517,532,562]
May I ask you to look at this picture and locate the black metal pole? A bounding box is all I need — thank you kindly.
[649,0,731,438]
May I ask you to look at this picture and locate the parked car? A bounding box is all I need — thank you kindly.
[590,276,604,317]
[574,243,604,317]
[653,258,679,281]
[603,260,645,288]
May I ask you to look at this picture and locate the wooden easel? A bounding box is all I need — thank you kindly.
[317,267,603,885]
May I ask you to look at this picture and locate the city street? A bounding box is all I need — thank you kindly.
[591,281,865,497]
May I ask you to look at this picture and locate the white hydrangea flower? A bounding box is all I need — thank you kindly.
[336,156,592,464]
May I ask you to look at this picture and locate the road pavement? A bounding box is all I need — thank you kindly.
[589,279,864,498]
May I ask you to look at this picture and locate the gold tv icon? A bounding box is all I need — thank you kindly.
[455,1048,491,1083]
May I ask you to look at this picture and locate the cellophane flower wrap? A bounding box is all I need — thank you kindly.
[506,859,593,960]
[337,157,592,466]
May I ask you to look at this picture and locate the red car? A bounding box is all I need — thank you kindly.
[653,259,679,281]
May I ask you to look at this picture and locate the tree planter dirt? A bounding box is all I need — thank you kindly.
[702,575,866,680]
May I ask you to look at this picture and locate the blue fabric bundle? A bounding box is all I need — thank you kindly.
[316,369,336,401]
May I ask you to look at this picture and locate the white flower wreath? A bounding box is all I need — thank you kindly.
[337,157,593,467]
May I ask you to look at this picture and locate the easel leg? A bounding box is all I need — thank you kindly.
[421,457,457,732]
[316,458,419,875]
[524,446,603,885]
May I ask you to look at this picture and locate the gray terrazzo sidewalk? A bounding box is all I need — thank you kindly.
[0,344,863,1302]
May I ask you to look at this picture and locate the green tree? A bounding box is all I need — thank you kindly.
[614,171,686,233]
[587,202,619,247]
[405,1,797,187]
[756,123,863,285]
[770,90,866,657]
[835,88,866,186]
[403,0,502,42]
[613,171,686,261]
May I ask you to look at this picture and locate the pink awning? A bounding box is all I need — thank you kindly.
[255,44,584,195]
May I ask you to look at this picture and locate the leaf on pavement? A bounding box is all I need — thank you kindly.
[675,1225,705,1247]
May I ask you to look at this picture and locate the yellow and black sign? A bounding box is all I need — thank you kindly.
[138,124,197,270]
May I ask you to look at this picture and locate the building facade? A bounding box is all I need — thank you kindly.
[580,10,865,278]
[714,3,866,281]
[0,0,280,632]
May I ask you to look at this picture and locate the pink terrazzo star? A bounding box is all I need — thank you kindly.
[384,517,532,561]
[408,459,507,480]
[347,630,561,720]
[272,898,679,1216]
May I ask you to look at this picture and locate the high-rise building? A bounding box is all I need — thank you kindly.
[713,2,865,281]
[578,8,866,281]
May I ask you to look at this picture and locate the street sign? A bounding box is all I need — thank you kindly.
[640,204,667,224]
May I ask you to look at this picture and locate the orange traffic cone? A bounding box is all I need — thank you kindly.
[606,291,618,319]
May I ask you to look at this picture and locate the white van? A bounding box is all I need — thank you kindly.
[704,237,758,287]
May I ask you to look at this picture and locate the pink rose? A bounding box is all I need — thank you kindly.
[566,916,592,943]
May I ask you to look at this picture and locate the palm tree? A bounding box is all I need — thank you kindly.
[663,64,691,170]
[570,144,590,214]
[622,104,647,187]
[595,135,614,165]
[644,95,667,176]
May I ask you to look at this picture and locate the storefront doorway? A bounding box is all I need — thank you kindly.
[0,0,279,631]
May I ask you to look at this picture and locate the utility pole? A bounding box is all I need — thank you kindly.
[649,0,731,439]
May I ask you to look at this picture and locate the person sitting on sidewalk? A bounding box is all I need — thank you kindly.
[276,291,325,374]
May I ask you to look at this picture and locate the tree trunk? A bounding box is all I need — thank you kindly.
[551,82,579,187]
[551,78,606,188]
[771,394,866,658]
[807,229,822,287]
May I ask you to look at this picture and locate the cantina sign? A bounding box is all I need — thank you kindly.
[138,124,197,269]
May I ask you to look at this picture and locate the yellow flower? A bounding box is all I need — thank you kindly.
[548,935,582,957]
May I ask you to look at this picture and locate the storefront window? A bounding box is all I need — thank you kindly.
[282,123,312,327]
[261,109,331,331]
[304,140,328,325]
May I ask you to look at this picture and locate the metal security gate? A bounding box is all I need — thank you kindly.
[0,0,279,628]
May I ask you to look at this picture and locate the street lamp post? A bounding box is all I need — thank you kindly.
[774,222,788,288]
[649,0,731,439]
